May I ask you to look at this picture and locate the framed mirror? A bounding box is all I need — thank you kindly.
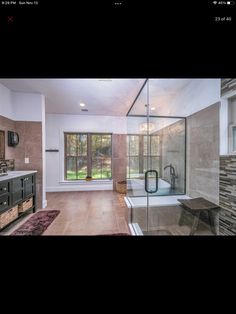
[0,130,5,160]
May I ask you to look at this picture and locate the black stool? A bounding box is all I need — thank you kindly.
[177,197,221,235]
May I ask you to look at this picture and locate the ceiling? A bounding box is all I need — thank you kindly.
[129,79,193,115]
[0,78,220,117]
[128,79,221,117]
[0,79,145,116]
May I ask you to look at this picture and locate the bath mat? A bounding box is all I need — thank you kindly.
[11,210,60,236]
[97,233,131,236]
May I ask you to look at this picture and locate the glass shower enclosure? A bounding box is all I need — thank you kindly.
[126,79,186,235]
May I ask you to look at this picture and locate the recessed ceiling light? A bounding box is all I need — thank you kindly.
[151,107,156,111]
[80,102,86,107]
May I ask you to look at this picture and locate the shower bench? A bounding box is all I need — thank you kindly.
[178,197,221,235]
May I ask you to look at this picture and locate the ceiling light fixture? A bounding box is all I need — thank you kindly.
[80,102,86,107]
[139,122,155,133]
[150,107,156,111]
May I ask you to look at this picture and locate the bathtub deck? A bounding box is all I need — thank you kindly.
[125,195,191,208]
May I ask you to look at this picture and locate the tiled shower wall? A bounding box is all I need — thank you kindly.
[219,79,236,234]
[186,103,220,204]
[0,115,43,208]
[156,120,186,193]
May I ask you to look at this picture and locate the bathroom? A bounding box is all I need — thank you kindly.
[0,78,236,235]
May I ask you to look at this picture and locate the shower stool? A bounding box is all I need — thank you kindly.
[177,197,221,235]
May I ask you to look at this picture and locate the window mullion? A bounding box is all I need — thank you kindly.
[139,135,143,174]
[87,134,92,177]
[128,135,130,179]
[76,134,79,180]
[64,133,67,180]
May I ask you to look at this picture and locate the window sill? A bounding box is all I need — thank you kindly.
[59,179,113,185]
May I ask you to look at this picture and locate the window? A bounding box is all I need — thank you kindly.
[233,127,236,152]
[127,135,139,178]
[91,134,112,179]
[65,133,112,180]
[127,135,160,178]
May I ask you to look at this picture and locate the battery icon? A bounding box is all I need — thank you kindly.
[227,1,235,4]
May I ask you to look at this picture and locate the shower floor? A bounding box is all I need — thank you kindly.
[143,229,172,235]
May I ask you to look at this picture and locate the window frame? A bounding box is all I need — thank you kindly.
[64,132,112,180]
[229,124,236,154]
[127,134,160,179]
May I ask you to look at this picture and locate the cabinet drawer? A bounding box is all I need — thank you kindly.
[0,181,10,196]
[0,194,10,212]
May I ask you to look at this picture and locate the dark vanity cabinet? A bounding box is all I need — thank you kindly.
[0,181,11,212]
[0,172,36,230]
[11,174,35,205]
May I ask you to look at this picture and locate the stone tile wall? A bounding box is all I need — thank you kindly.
[219,155,236,235]
[186,103,220,204]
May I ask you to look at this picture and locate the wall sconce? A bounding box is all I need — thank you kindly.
[139,122,155,133]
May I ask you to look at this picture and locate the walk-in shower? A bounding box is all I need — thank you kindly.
[125,79,222,235]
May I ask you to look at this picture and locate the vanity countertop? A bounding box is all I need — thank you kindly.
[0,170,37,182]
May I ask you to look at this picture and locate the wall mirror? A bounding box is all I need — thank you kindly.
[0,130,5,160]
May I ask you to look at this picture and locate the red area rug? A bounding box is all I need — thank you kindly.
[11,210,60,236]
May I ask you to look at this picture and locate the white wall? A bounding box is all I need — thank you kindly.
[228,97,236,124]
[12,91,44,122]
[221,93,236,155]
[45,114,127,192]
[41,96,47,208]
[220,98,229,155]
[168,79,221,117]
[0,83,14,119]
[0,84,44,122]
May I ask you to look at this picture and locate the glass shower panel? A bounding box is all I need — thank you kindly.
[127,82,149,231]
[147,116,186,196]
[127,80,148,198]
[127,79,187,234]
